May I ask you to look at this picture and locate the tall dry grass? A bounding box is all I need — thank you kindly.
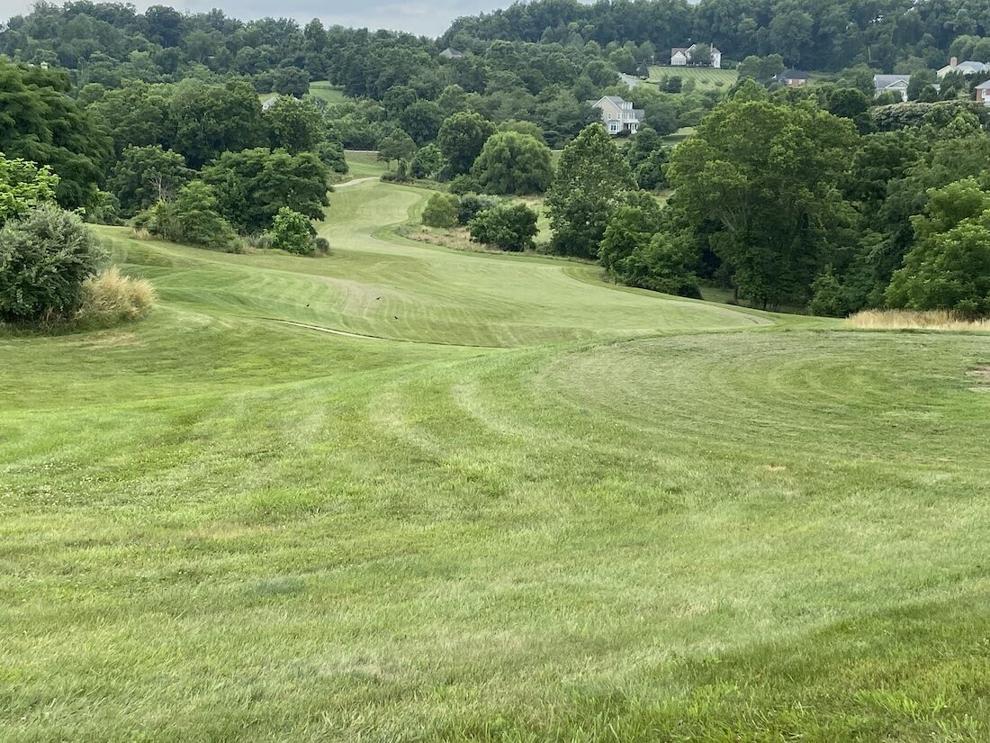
[846,309,990,332]
[78,266,156,326]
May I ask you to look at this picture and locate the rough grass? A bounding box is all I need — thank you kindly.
[77,266,156,326]
[1,154,988,740]
[847,309,990,332]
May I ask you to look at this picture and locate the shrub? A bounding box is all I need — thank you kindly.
[456,194,499,225]
[314,237,330,254]
[469,202,538,251]
[136,180,239,252]
[268,206,316,255]
[422,193,459,228]
[448,174,482,195]
[0,204,106,323]
[77,266,156,326]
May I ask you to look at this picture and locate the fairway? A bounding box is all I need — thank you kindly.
[2,173,990,740]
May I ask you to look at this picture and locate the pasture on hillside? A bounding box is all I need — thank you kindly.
[649,65,738,89]
[2,159,990,740]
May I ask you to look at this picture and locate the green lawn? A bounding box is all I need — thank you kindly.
[649,65,738,90]
[3,176,990,740]
[260,80,347,107]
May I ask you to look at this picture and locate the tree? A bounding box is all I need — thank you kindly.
[203,148,330,233]
[599,194,664,274]
[268,207,316,254]
[317,140,348,174]
[0,205,105,322]
[263,96,324,154]
[469,202,538,251]
[110,146,192,216]
[137,180,239,251]
[547,123,635,258]
[667,95,858,308]
[886,178,990,316]
[437,112,497,175]
[0,155,58,227]
[272,66,310,97]
[399,100,444,146]
[377,131,417,168]
[411,144,446,180]
[472,131,553,195]
[169,79,265,168]
[0,60,110,210]
[421,193,459,227]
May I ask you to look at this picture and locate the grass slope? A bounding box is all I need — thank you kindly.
[649,65,739,89]
[2,162,989,740]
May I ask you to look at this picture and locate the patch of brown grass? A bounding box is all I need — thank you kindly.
[78,266,156,326]
[846,309,990,332]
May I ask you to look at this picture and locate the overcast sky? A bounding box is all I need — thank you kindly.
[0,0,506,37]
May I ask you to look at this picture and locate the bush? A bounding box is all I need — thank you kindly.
[314,237,330,254]
[448,174,482,195]
[268,206,316,255]
[136,180,239,252]
[422,193,459,228]
[77,266,156,326]
[469,203,538,251]
[0,204,106,323]
[456,194,499,225]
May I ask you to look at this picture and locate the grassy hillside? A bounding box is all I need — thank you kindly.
[260,80,346,107]
[2,160,990,740]
[649,65,738,89]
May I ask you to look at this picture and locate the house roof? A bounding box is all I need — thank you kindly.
[873,74,911,88]
[779,69,810,80]
[957,60,988,73]
[976,79,990,89]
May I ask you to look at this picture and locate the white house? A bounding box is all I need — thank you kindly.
[439,47,464,60]
[591,96,644,135]
[670,43,721,68]
[938,57,989,77]
[874,74,911,102]
[976,79,990,105]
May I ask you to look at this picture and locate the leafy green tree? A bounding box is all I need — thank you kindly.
[377,131,417,168]
[0,60,110,210]
[472,131,553,195]
[203,148,330,233]
[599,194,664,274]
[621,230,702,298]
[437,112,496,175]
[263,96,324,154]
[547,123,635,258]
[0,204,105,322]
[421,193,460,227]
[456,193,499,225]
[317,140,348,174]
[86,81,173,156]
[272,66,310,97]
[411,144,447,180]
[886,178,990,315]
[138,180,239,252]
[170,79,265,168]
[0,155,58,227]
[667,95,858,308]
[399,100,444,146]
[110,146,192,216]
[469,202,538,251]
[268,207,316,254]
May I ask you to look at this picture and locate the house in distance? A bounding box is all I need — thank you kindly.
[591,96,645,135]
[670,43,722,68]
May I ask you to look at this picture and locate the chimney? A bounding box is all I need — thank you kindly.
[951,56,958,67]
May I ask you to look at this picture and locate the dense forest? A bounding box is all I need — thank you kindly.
[1,0,989,322]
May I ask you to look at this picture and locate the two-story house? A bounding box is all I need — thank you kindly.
[591,96,645,135]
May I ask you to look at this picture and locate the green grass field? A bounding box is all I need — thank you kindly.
[649,65,738,89]
[2,160,990,740]
[260,80,346,107]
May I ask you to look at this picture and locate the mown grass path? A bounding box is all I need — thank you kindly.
[1,176,989,741]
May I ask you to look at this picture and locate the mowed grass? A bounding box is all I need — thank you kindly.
[649,65,738,89]
[2,162,990,740]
